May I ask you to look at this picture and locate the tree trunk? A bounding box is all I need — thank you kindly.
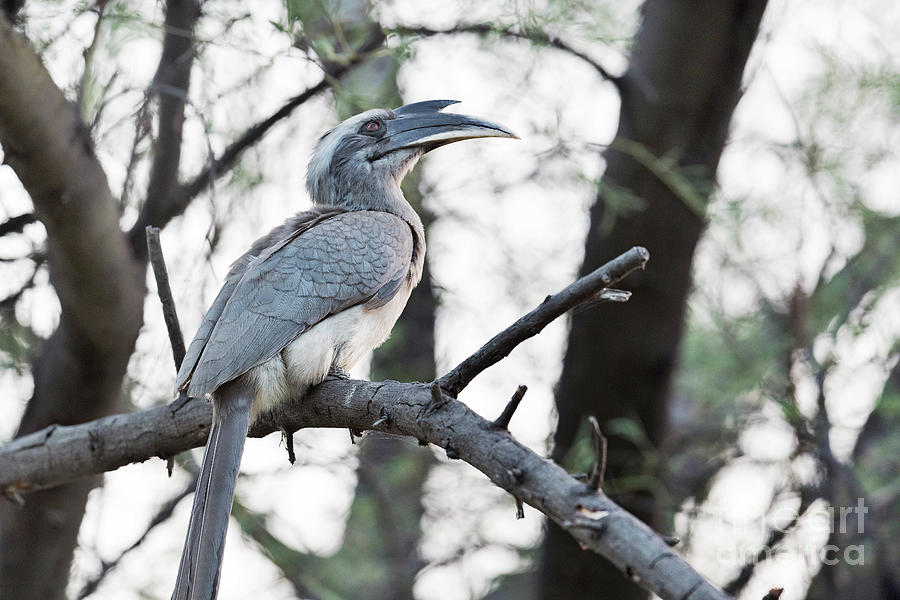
[539,2,767,598]
[0,4,198,597]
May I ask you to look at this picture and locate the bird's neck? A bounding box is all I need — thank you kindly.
[316,178,423,234]
[356,184,426,284]
[309,153,426,281]
[313,178,426,283]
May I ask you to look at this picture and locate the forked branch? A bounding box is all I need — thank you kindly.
[0,245,729,599]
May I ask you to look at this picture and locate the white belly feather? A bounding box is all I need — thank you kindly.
[246,283,413,418]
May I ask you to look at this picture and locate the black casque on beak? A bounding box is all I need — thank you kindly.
[373,100,517,159]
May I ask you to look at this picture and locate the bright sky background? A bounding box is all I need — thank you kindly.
[0,0,898,599]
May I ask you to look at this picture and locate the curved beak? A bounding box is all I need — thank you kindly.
[375,100,518,158]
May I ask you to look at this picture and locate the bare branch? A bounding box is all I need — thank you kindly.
[439,246,648,396]
[75,0,110,117]
[126,37,383,241]
[230,497,327,600]
[127,0,201,260]
[722,489,816,595]
[0,212,36,236]
[74,473,197,599]
[178,76,331,204]
[493,385,527,429]
[146,226,186,369]
[0,246,731,599]
[0,242,650,493]
[0,376,727,600]
[392,24,621,88]
[587,416,608,491]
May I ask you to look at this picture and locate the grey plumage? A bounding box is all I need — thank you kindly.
[176,210,414,399]
[172,380,252,599]
[171,101,515,599]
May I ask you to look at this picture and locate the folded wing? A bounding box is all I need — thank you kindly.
[176,210,414,398]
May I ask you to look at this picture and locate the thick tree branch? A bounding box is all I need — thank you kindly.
[2,245,647,492]
[0,379,726,600]
[0,246,731,599]
[0,15,144,355]
[0,14,146,597]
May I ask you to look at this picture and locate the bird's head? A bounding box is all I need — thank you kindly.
[306,100,516,210]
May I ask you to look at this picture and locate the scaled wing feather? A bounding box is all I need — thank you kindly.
[174,208,344,392]
[182,210,414,398]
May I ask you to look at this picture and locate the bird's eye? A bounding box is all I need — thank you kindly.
[361,120,383,135]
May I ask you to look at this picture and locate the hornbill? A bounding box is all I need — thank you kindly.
[171,100,516,599]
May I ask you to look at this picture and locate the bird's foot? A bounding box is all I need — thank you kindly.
[327,365,352,380]
[169,390,191,414]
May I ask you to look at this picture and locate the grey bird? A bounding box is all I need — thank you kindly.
[170,100,516,599]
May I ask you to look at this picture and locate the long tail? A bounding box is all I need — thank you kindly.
[172,383,253,600]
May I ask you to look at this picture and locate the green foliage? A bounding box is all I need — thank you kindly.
[562,416,667,501]
[810,209,900,335]
[592,177,645,234]
[511,0,637,43]
[228,160,265,191]
[668,34,900,594]
[612,138,711,217]
[0,312,35,371]
[678,311,786,412]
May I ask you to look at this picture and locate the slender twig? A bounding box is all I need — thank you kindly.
[662,535,680,547]
[281,427,296,464]
[76,0,110,114]
[229,498,326,600]
[428,380,449,412]
[128,36,383,243]
[722,489,814,595]
[392,24,621,89]
[439,246,648,396]
[75,473,198,599]
[587,416,608,491]
[119,94,152,210]
[0,213,37,237]
[126,0,201,259]
[146,226,186,369]
[0,254,42,311]
[493,385,527,429]
[179,78,328,202]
